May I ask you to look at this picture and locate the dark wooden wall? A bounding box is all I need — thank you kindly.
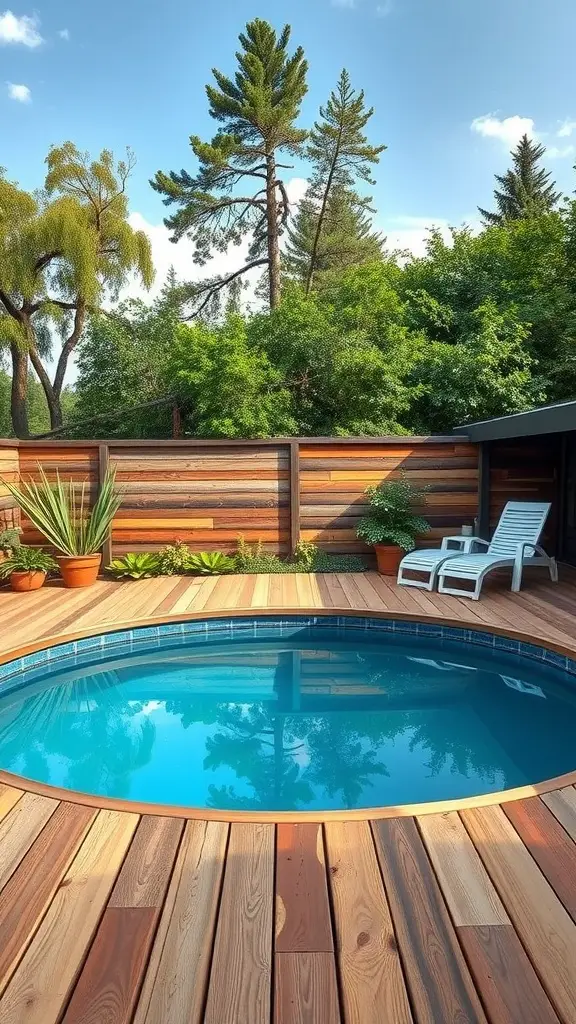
[489,436,562,551]
[4,436,479,558]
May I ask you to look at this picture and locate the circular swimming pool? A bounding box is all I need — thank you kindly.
[0,614,575,814]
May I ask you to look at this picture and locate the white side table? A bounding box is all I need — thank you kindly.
[442,535,485,554]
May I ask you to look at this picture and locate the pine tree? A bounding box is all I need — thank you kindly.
[285,186,383,286]
[0,145,153,435]
[151,20,308,314]
[479,134,561,227]
[298,69,385,295]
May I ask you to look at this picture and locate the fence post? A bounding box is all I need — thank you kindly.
[289,440,300,557]
[98,443,113,567]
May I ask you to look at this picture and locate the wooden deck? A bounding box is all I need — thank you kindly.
[2,571,576,1022]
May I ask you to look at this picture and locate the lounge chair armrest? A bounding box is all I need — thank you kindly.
[470,537,490,550]
[514,541,546,562]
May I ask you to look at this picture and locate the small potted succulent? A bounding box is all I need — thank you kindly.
[0,544,57,592]
[3,467,122,588]
[356,478,430,575]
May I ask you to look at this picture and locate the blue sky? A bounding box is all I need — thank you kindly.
[2,0,576,276]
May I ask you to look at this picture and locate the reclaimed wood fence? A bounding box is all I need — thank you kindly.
[1,436,479,559]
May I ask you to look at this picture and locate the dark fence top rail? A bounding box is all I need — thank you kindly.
[1,435,471,448]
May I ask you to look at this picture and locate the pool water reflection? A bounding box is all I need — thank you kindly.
[0,630,575,811]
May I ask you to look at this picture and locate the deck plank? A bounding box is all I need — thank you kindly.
[542,786,576,842]
[372,817,487,1024]
[0,801,97,996]
[0,808,138,1024]
[0,783,23,823]
[461,804,576,1024]
[503,797,576,922]
[274,952,341,1024]
[275,823,333,953]
[418,812,559,1024]
[61,815,184,1023]
[0,791,58,891]
[133,820,228,1024]
[324,820,412,1024]
[204,822,275,1024]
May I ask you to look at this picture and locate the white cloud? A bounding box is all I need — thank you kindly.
[382,215,481,260]
[7,82,31,102]
[0,10,42,47]
[471,114,536,148]
[557,119,576,138]
[547,144,575,160]
[375,0,393,14]
[58,27,69,40]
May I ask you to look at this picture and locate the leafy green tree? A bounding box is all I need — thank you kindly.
[73,291,179,438]
[288,69,385,294]
[151,19,308,314]
[168,314,296,437]
[408,301,543,432]
[285,186,383,288]
[478,135,561,226]
[0,146,153,436]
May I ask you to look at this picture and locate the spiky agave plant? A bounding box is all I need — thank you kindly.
[2,466,122,556]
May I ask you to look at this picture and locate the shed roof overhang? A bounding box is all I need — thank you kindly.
[455,400,576,442]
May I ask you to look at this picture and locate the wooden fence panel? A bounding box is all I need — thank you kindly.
[109,443,291,556]
[0,444,19,533]
[299,440,479,554]
[4,437,479,558]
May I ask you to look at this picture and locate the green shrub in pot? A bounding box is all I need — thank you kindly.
[356,478,430,575]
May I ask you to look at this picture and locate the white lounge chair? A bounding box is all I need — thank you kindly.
[397,501,557,598]
[437,501,557,600]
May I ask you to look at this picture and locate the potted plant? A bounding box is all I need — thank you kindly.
[0,545,57,592]
[356,478,430,575]
[3,467,122,588]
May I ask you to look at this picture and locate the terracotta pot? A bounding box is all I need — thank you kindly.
[56,553,102,588]
[10,570,47,592]
[374,543,404,576]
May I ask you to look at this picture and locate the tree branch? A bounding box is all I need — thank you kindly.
[53,299,86,396]
[30,393,180,439]
[0,289,24,321]
[185,258,269,319]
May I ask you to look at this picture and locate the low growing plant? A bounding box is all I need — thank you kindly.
[0,527,21,554]
[0,545,57,578]
[107,553,161,579]
[356,478,429,551]
[235,536,286,573]
[2,467,122,556]
[187,551,236,575]
[157,541,194,575]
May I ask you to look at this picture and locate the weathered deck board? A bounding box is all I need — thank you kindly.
[0,572,576,1021]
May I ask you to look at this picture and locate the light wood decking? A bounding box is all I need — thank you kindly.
[1,572,576,1022]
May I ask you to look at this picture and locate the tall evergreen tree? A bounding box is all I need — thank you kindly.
[285,186,383,286]
[298,69,385,295]
[151,20,308,314]
[479,134,561,226]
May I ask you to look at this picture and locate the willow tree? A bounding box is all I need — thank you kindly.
[0,144,153,436]
[151,19,308,314]
[298,69,385,295]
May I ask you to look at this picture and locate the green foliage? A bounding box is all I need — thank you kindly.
[107,553,161,579]
[169,315,296,437]
[235,536,286,573]
[479,135,561,227]
[72,295,178,438]
[0,545,57,578]
[3,467,122,556]
[356,478,430,551]
[157,541,194,575]
[0,527,21,553]
[187,551,237,575]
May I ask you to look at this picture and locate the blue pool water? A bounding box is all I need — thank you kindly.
[1,622,576,811]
